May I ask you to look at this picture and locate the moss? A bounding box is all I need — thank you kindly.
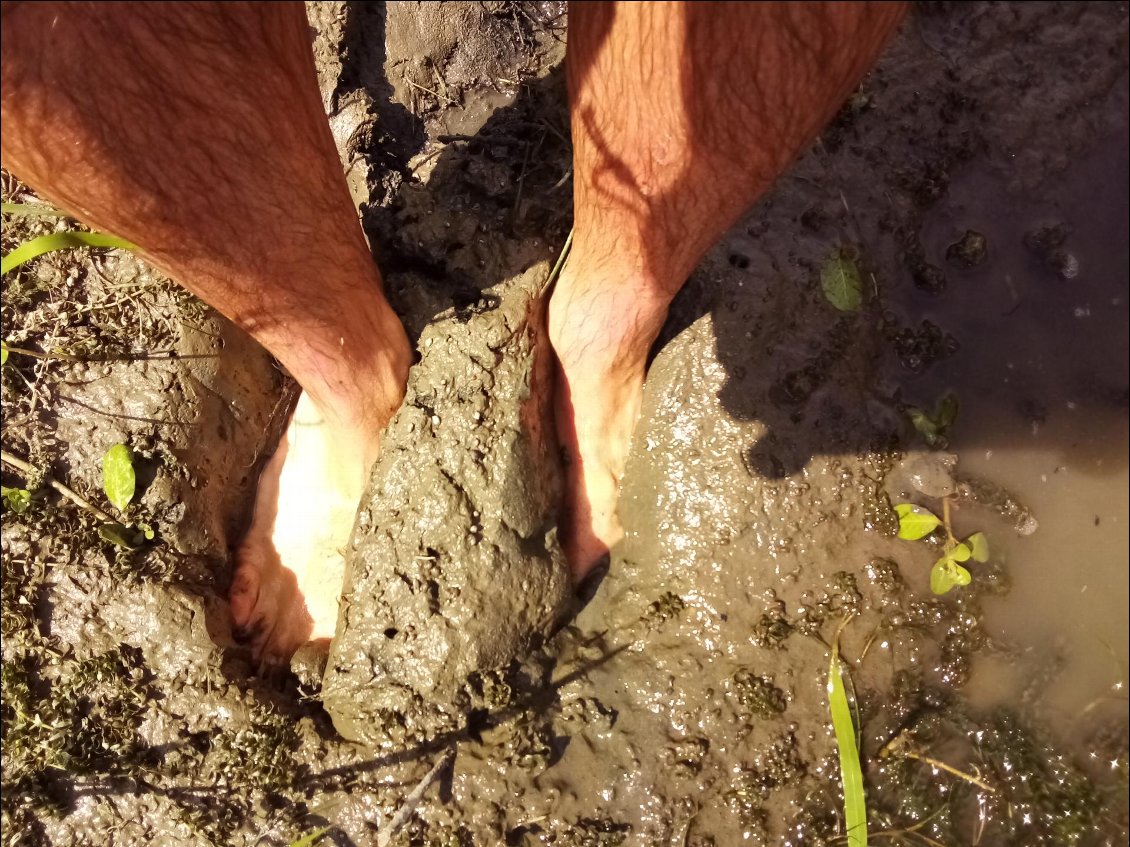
[953,475,1038,536]
[467,668,514,709]
[722,781,769,842]
[751,609,793,649]
[976,711,1103,845]
[733,732,807,803]
[946,230,988,268]
[2,646,154,786]
[884,318,959,373]
[208,699,301,790]
[863,557,904,595]
[552,817,630,847]
[642,591,685,627]
[1,645,161,843]
[729,672,787,718]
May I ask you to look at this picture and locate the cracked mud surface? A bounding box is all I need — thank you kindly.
[2,3,1126,846]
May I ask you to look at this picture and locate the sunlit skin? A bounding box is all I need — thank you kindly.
[1,1,906,661]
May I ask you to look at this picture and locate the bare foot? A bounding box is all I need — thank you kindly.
[547,261,671,579]
[229,393,379,662]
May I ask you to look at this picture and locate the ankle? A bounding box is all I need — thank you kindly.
[316,338,410,436]
[547,257,671,378]
[281,304,412,450]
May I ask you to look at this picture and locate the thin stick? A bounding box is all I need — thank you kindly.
[0,344,80,362]
[901,751,996,793]
[402,76,456,107]
[375,749,453,847]
[1,449,117,524]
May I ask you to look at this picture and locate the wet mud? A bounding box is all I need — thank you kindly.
[1,2,1126,846]
[323,263,572,749]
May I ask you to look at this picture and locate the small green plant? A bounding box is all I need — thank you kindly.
[827,618,867,847]
[820,248,863,312]
[895,498,989,594]
[102,443,135,510]
[905,390,959,447]
[1,485,30,514]
[99,443,154,548]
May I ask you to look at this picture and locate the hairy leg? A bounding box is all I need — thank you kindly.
[551,1,907,575]
[1,1,412,660]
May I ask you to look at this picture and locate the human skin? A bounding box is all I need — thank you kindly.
[0,1,906,661]
[552,1,907,569]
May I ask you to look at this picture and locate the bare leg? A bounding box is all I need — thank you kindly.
[1,2,412,660]
[550,1,907,575]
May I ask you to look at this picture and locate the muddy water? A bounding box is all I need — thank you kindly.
[910,129,1130,728]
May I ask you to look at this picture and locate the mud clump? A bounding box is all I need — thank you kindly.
[945,229,987,268]
[321,262,572,749]
[1024,223,1079,280]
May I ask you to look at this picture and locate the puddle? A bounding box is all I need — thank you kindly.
[910,129,1129,733]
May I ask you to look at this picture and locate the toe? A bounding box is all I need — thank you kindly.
[229,548,265,632]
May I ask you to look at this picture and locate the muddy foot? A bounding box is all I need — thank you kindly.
[547,265,670,578]
[230,392,371,663]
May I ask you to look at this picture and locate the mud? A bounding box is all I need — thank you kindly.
[1,2,1127,846]
[323,263,572,748]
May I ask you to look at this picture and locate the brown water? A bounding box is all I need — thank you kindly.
[914,130,1129,732]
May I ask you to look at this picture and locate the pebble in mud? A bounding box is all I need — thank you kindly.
[321,262,572,750]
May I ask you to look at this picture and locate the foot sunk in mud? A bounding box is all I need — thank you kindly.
[230,393,365,663]
[321,262,574,749]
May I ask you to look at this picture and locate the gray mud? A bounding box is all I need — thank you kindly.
[2,2,1127,846]
[323,263,572,749]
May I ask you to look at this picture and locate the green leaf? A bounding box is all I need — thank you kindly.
[934,391,960,430]
[2,231,135,276]
[2,486,31,514]
[931,558,972,595]
[820,251,863,312]
[99,522,138,549]
[947,542,971,563]
[906,391,960,447]
[828,631,867,847]
[966,532,989,562]
[288,829,329,847]
[102,444,136,511]
[906,406,941,447]
[895,503,942,540]
[1,342,8,366]
[137,522,155,541]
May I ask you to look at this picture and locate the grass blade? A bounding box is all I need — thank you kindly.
[1,201,66,218]
[2,231,135,276]
[829,621,867,847]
